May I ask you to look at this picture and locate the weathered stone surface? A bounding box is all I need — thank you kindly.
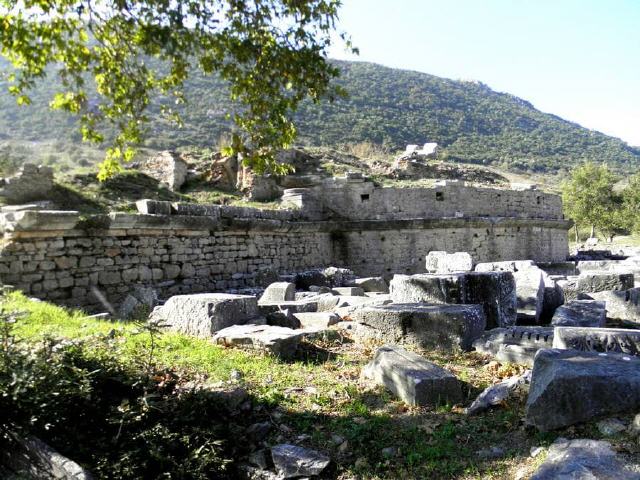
[425,251,474,273]
[473,327,554,366]
[551,300,606,327]
[553,326,640,356]
[350,303,486,351]
[332,286,365,296]
[465,370,531,414]
[576,272,635,293]
[0,210,79,232]
[213,324,304,358]
[530,438,640,480]
[352,276,389,293]
[257,299,318,316]
[389,272,516,329]
[135,199,172,215]
[474,260,535,272]
[139,150,188,191]
[525,349,640,431]
[152,293,261,337]
[541,278,564,323]
[513,266,546,324]
[293,312,340,329]
[362,345,463,406]
[258,282,296,304]
[586,288,640,323]
[271,444,330,479]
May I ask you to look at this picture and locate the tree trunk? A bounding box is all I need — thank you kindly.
[574,224,579,243]
[590,225,595,238]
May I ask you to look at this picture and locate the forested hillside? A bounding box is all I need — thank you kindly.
[1,60,639,174]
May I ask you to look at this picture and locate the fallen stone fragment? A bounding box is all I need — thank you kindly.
[352,276,389,293]
[473,327,554,366]
[271,444,330,479]
[530,438,640,480]
[151,293,261,337]
[561,272,636,301]
[525,349,640,431]
[213,324,304,358]
[293,312,340,329]
[390,272,516,328]
[596,418,627,436]
[551,300,606,327]
[257,299,319,316]
[362,345,462,406]
[553,326,640,356]
[258,282,296,304]
[425,251,474,273]
[465,370,531,415]
[351,303,486,351]
[474,260,536,273]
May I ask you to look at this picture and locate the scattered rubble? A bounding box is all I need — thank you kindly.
[270,444,330,479]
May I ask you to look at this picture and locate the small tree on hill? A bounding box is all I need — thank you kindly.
[0,0,355,180]
[561,162,619,242]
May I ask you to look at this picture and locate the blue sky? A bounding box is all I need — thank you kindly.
[329,0,640,146]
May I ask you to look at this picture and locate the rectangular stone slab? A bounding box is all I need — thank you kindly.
[551,300,606,327]
[389,272,516,328]
[152,293,260,337]
[473,326,554,366]
[525,348,640,431]
[553,326,640,356]
[213,324,304,358]
[362,345,462,406]
[350,303,486,351]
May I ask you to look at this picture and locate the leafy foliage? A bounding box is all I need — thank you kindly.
[561,162,627,240]
[622,173,640,235]
[0,0,352,179]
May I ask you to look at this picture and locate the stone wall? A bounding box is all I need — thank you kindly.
[314,178,564,221]
[0,196,570,310]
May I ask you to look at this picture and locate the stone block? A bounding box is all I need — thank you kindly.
[293,312,340,329]
[551,300,606,327]
[426,251,474,273]
[332,286,365,297]
[513,266,546,324]
[135,199,172,215]
[0,210,79,232]
[525,348,640,431]
[530,438,640,480]
[362,345,463,406]
[352,276,389,293]
[473,326,554,366]
[553,326,640,356]
[350,303,486,351]
[474,260,535,272]
[585,288,640,323]
[576,272,635,293]
[259,282,296,304]
[213,324,304,358]
[389,272,516,329]
[153,293,261,337]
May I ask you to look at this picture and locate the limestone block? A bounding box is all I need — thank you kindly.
[362,345,463,406]
[425,251,473,273]
[135,199,172,215]
[140,151,188,191]
[259,282,296,304]
[257,299,319,316]
[474,260,535,273]
[551,300,606,327]
[0,210,79,232]
[389,272,516,329]
[350,303,486,351]
[332,286,365,296]
[213,324,303,358]
[271,444,330,479]
[352,276,389,293]
[525,349,640,431]
[513,266,546,324]
[530,438,640,480]
[293,312,341,329]
[585,288,640,323]
[473,327,554,366]
[576,272,635,293]
[153,293,261,337]
[553,326,640,356]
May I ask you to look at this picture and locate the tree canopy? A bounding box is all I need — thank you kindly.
[0,0,353,179]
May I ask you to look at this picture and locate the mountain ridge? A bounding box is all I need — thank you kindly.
[1,59,638,174]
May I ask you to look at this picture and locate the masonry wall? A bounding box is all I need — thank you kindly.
[315,180,564,221]
[0,207,570,311]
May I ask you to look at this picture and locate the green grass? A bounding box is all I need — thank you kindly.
[5,292,639,479]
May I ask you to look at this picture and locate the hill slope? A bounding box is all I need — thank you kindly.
[1,60,639,173]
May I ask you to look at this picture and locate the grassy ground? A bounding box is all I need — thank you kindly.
[4,292,640,479]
